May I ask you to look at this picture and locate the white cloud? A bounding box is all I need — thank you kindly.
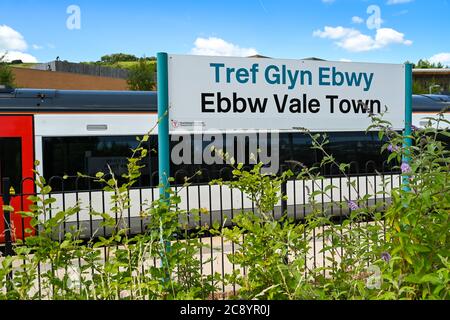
[375,28,413,46]
[191,37,258,57]
[429,52,450,66]
[313,26,359,40]
[0,25,37,62]
[387,0,413,4]
[0,50,37,63]
[313,26,412,52]
[393,9,409,16]
[32,44,44,50]
[339,58,352,62]
[0,25,28,51]
[352,16,364,24]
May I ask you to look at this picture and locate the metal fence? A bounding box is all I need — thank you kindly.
[32,61,131,79]
[0,169,402,297]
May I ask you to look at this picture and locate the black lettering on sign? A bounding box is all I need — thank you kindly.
[201,93,215,113]
[200,93,268,113]
[273,94,321,113]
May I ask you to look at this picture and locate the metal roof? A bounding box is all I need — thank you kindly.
[0,88,449,113]
[0,88,157,112]
[413,68,450,75]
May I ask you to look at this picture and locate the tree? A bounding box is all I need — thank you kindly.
[0,54,15,87]
[415,59,445,69]
[100,53,138,64]
[126,59,156,91]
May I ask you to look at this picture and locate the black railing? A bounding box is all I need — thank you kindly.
[1,165,401,297]
[1,177,13,257]
[1,166,401,241]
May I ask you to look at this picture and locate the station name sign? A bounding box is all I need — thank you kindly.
[167,54,405,131]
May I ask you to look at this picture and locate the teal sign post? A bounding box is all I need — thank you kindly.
[403,63,413,191]
[157,52,170,200]
[157,52,171,276]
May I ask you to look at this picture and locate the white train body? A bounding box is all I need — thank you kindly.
[0,89,448,238]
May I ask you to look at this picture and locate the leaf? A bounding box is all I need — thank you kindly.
[420,274,441,285]
[411,244,431,253]
[2,205,14,212]
[404,253,413,265]
[41,185,52,194]
[43,197,57,205]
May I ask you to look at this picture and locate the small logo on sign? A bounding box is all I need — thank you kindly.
[171,120,205,128]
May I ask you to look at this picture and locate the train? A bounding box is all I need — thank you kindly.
[0,88,449,241]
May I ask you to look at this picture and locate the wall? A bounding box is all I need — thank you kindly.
[12,67,129,90]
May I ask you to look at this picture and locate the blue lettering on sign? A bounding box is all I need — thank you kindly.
[319,67,374,91]
[265,64,312,90]
[209,62,374,91]
[210,63,225,83]
[265,65,280,85]
[319,67,331,86]
[210,63,259,84]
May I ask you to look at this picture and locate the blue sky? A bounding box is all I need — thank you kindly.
[0,0,449,65]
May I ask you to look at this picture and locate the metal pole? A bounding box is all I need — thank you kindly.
[280,165,287,216]
[157,52,170,200]
[402,63,413,191]
[2,177,14,290]
[156,52,171,282]
[2,177,12,257]
[429,84,440,94]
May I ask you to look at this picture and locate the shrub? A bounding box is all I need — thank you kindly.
[1,113,449,300]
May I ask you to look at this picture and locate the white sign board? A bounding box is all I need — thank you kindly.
[167,54,405,132]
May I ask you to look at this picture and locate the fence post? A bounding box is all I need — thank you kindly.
[2,177,14,291]
[281,165,288,216]
[280,166,290,265]
[2,177,13,257]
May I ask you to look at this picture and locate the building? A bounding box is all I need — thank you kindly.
[413,68,450,94]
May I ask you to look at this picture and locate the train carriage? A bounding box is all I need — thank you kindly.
[0,88,449,241]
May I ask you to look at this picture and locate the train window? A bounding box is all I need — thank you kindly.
[41,130,401,192]
[0,138,22,193]
[170,134,196,184]
[201,133,228,181]
[227,133,257,167]
[289,132,318,171]
[279,133,293,166]
[170,133,262,184]
[441,135,450,148]
[323,131,393,175]
[43,135,157,191]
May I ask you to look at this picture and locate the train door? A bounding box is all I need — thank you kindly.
[0,115,34,242]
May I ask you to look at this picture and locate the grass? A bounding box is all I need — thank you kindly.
[9,63,38,69]
[80,60,156,70]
